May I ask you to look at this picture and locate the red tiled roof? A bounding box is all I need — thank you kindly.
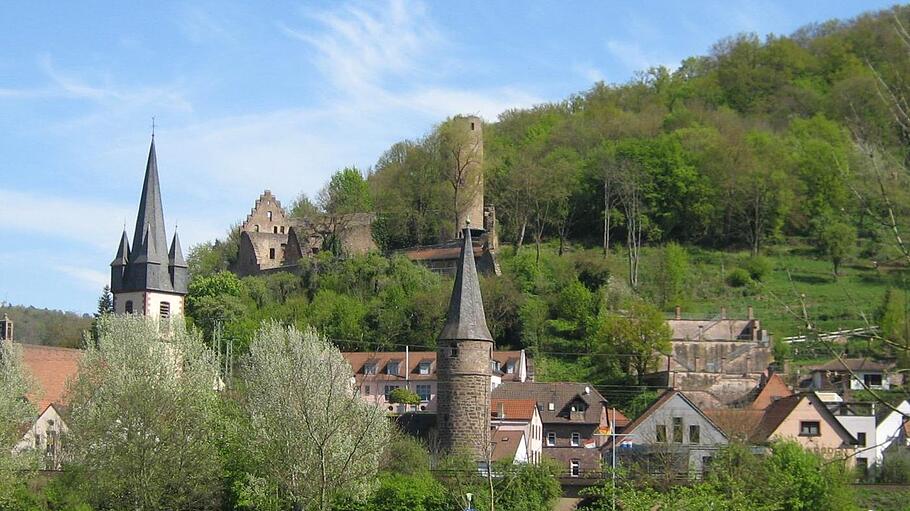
[342,350,525,382]
[608,408,630,428]
[751,373,793,410]
[703,408,765,439]
[491,399,537,420]
[19,343,82,413]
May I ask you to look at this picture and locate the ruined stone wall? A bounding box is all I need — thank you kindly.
[669,341,772,374]
[241,190,290,235]
[437,339,492,458]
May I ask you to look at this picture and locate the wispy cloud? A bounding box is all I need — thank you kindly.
[606,39,680,74]
[52,265,108,292]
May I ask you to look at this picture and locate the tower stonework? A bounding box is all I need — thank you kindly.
[110,138,187,321]
[436,226,493,458]
[452,115,484,239]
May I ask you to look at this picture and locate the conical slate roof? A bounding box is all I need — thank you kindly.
[130,139,168,266]
[438,227,493,342]
[111,230,130,267]
[169,232,187,268]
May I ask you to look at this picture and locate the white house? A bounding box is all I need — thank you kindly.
[875,401,910,465]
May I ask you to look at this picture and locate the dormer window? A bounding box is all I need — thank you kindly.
[418,361,431,375]
[505,362,515,374]
[387,361,400,376]
[570,401,587,413]
[548,403,555,411]
[364,363,377,375]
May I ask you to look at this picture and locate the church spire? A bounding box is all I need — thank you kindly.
[438,224,493,342]
[111,229,130,267]
[130,138,168,266]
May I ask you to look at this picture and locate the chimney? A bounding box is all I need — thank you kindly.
[720,306,727,319]
[747,306,754,320]
[499,402,505,419]
[697,325,704,340]
[675,305,681,320]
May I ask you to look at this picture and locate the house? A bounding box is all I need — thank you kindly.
[807,358,895,392]
[14,343,83,470]
[823,399,877,474]
[874,400,910,465]
[645,306,774,409]
[607,390,728,480]
[750,373,793,410]
[491,399,543,464]
[749,393,857,462]
[344,349,531,413]
[491,382,619,479]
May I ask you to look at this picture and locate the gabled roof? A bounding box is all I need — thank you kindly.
[492,382,607,424]
[612,390,728,446]
[343,350,527,382]
[491,429,525,462]
[751,373,793,410]
[810,358,892,373]
[18,343,82,413]
[750,393,857,445]
[438,227,493,342]
[703,408,766,440]
[491,399,538,421]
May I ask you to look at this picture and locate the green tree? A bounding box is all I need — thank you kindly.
[242,323,389,511]
[388,387,420,405]
[597,300,672,384]
[653,242,689,309]
[813,217,857,277]
[0,341,37,506]
[67,315,223,510]
[319,167,373,215]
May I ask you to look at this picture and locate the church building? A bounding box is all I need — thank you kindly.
[109,137,187,320]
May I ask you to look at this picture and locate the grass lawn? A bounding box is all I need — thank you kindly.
[853,485,910,510]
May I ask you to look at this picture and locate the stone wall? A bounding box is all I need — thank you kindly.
[241,190,290,235]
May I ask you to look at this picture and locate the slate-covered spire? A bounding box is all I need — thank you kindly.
[168,232,186,268]
[130,138,168,266]
[111,230,130,267]
[438,225,493,341]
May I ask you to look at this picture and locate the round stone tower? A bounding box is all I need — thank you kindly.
[436,225,493,458]
[451,115,484,238]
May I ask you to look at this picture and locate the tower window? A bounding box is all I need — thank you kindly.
[470,122,475,130]
[449,346,458,358]
[160,302,170,319]
[125,301,134,314]
[269,248,276,259]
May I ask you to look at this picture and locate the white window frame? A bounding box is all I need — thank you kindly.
[546,432,556,447]
[571,432,580,447]
[570,459,580,477]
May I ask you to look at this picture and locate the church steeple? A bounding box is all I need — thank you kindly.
[109,135,186,319]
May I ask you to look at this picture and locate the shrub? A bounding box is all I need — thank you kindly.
[388,388,420,405]
[879,449,910,483]
[742,256,772,282]
[726,268,752,288]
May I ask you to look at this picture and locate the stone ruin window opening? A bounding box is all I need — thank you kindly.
[267,211,273,221]
[280,226,285,233]
[470,122,475,130]
[254,224,260,232]
[269,248,276,260]
[273,226,278,233]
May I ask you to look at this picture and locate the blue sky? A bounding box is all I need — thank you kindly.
[0,0,897,314]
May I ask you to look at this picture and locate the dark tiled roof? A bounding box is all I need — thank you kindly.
[491,429,524,462]
[810,358,892,373]
[611,390,728,447]
[169,232,187,268]
[492,382,607,424]
[438,228,493,342]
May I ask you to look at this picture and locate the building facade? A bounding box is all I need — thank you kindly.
[110,138,187,320]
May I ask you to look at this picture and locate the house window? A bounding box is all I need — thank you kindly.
[689,425,700,444]
[384,385,399,400]
[159,302,170,319]
[491,360,501,372]
[857,432,867,447]
[672,417,683,443]
[387,361,400,375]
[800,421,820,437]
[546,432,556,446]
[416,384,431,401]
[570,459,580,477]
[125,300,134,314]
[571,432,580,446]
[656,425,668,443]
[863,374,883,388]
[856,457,868,476]
[548,402,555,411]
[364,363,377,375]
[418,361,431,375]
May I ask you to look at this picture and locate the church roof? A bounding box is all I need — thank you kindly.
[169,232,187,268]
[438,227,493,342]
[130,139,169,271]
[111,230,130,267]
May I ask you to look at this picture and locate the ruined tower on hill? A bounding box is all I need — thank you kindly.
[449,115,484,239]
[436,225,494,458]
[109,138,187,320]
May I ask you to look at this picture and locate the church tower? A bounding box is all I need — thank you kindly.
[110,137,187,320]
[436,224,493,458]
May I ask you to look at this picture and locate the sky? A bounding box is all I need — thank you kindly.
[0,0,898,314]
